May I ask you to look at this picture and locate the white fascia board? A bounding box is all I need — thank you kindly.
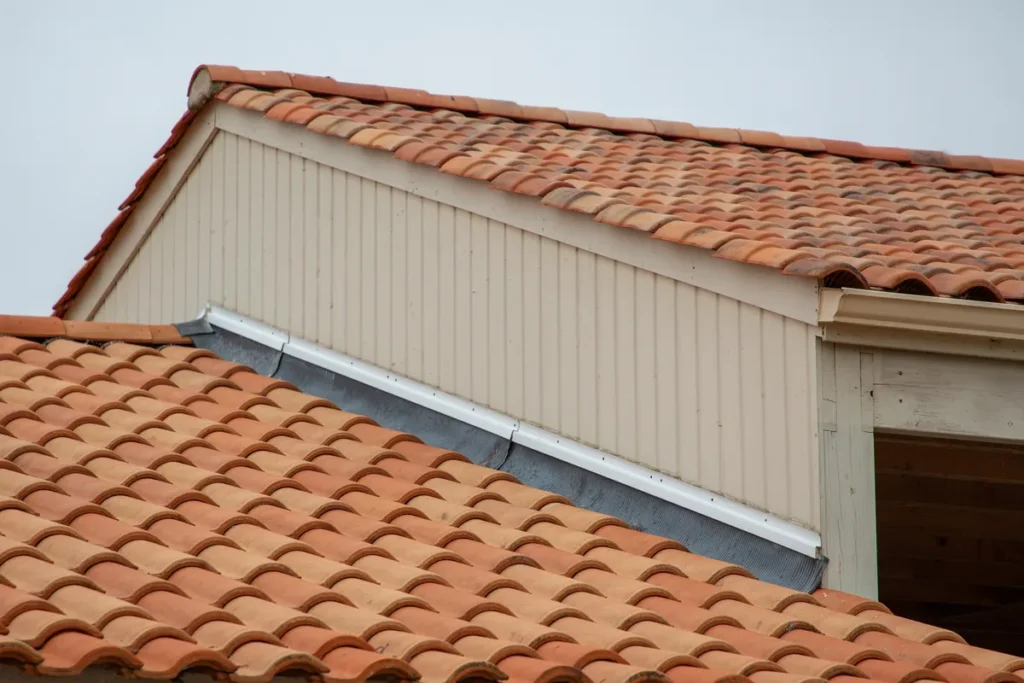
[202,304,822,558]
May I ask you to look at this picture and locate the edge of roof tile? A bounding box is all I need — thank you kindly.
[188,64,1024,174]
[0,315,190,345]
[51,63,1024,317]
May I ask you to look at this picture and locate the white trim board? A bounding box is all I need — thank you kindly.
[203,304,822,558]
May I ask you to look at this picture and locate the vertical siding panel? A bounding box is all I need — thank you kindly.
[390,190,408,375]
[717,296,743,501]
[359,178,376,362]
[470,214,490,405]
[538,238,560,429]
[148,211,163,323]
[136,239,150,323]
[437,204,455,390]
[302,158,318,342]
[358,180,378,362]
[196,138,212,314]
[594,255,617,452]
[261,144,277,323]
[329,169,347,347]
[615,262,637,460]
[653,276,676,473]
[129,257,141,321]
[785,317,813,524]
[421,200,440,387]
[521,232,542,426]
[558,243,578,437]
[677,283,700,483]
[576,250,597,447]
[222,133,238,312]
[453,209,472,399]
[183,158,200,320]
[173,181,188,320]
[374,183,392,368]
[118,275,127,321]
[287,153,303,332]
[698,288,723,486]
[115,260,130,322]
[209,133,225,307]
[159,197,174,321]
[344,173,362,354]
[762,311,788,516]
[272,148,289,327]
[503,227,524,417]
[405,195,423,380]
[538,237,559,428]
[487,221,506,414]
[634,269,656,470]
[807,328,821,528]
[316,164,333,347]
[107,280,119,322]
[739,303,766,508]
[244,140,260,320]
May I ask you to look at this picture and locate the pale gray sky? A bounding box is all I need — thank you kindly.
[1,0,1021,316]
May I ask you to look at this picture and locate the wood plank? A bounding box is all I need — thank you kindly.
[880,554,1024,590]
[877,527,1024,565]
[879,576,1024,608]
[875,382,1024,441]
[875,433,1024,481]
[876,470,1024,510]
[877,501,1024,541]
[819,344,877,597]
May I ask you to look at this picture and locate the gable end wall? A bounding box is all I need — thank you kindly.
[86,130,822,529]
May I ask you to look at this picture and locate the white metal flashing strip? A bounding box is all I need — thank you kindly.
[201,305,822,558]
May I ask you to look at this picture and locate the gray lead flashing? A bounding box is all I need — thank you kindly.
[192,323,827,591]
[175,318,214,337]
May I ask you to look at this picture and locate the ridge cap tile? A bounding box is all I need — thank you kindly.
[0,332,1015,682]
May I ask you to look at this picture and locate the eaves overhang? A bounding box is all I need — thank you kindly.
[819,288,1024,360]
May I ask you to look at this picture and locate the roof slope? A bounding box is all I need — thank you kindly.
[55,64,1024,316]
[0,315,1020,682]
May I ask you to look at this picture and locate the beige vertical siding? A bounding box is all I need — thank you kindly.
[95,133,821,528]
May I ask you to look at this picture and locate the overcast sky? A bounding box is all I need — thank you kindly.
[1,1,1021,316]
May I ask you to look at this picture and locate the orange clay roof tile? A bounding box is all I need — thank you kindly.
[51,64,1024,316]
[0,316,1018,682]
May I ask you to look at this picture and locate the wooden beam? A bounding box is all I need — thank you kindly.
[879,576,1024,607]
[875,433,1024,481]
[875,471,1024,510]
[880,554,1024,590]
[877,501,1024,541]
[819,342,878,596]
[873,349,1024,442]
[877,527,1024,565]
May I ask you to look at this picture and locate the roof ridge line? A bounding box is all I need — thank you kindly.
[0,314,190,345]
[189,64,1024,175]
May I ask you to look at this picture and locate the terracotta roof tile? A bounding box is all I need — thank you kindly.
[0,318,1016,681]
[52,65,1024,316]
